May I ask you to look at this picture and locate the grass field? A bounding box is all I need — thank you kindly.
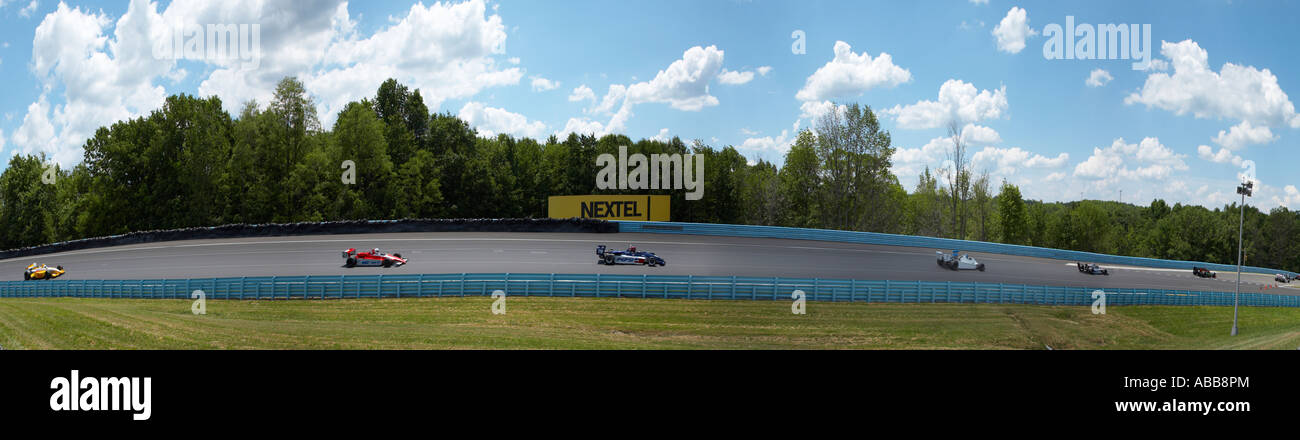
[0,297,1297,349]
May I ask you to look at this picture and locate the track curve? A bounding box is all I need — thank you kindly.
[0,232,1290,295]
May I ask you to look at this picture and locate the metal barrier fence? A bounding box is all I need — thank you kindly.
[2,274,1296,307]
[617,221,1299,277]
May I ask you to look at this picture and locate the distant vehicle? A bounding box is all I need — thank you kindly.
[936,250,985,271]
[342,248,407,268]
[1077,262,1110,276]
[1275,274,1289,283]
[1192,267,1217,279]
[596,245,666,266]
[24,263,65,280]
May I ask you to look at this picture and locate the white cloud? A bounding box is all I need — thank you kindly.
[1197,145,1244,166]
[960,123,1001,145]
[798,100,845,122]
[739,128,794,162]
[1141,58,1170,72]
[591,84,627,114]
[795,41,910,102]
[650,128,670,142]
[555,117,607,138]
[992,7,1037,54]
[15,0,172,166]
[623,45,726,111]
[530,76,560,92]
[303,0,521,125]
[1126,39,1300,130]
[717,68,755,85]
[457,101,546,139]
[18,0,36,18]
[1085,69,1113,87]
[1274,185,1300,209]
[1212,120,1276,150]
[562,45,732,138]
[886,79,1008,129]
[892,135,953,178]
[756,66,772,76]
[969,0,989,4]
[1073,137,1188,182]
[972,146,1068,175]
[568,85,595,103]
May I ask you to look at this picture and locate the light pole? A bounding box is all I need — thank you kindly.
[1232,181,1253,336]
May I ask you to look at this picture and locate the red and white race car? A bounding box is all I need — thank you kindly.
[342,248,408,268]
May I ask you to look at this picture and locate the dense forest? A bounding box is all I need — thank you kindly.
[1,77,1297,272]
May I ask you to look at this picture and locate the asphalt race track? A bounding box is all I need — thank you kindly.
[0,232,1291,295]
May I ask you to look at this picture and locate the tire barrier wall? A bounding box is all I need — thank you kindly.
[0,218,616,261]
[617,221,1299,278]
[1,273,1294,307]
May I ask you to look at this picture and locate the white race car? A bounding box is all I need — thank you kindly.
[937,250,985,271]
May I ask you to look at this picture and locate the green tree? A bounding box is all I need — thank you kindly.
[996,180,1028,245]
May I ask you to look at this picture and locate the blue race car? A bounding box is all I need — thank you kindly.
[596,245,666,267]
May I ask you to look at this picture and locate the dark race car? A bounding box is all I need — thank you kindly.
[1077,262,1109,276]
[1192,267,1217,279]
[342,248,408,268]
[596,245,666,267]
[936,250,984,271]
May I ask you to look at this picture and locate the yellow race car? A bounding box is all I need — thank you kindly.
[24,263,65,280]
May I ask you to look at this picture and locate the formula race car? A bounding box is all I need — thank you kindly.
[1192,267,1217,279]
[1077,262,1110,276]
[342,248,408,268]
[1275,274,1290,283]
[24,263,65,280]
[936,250,984,271]
[596,245,666,266]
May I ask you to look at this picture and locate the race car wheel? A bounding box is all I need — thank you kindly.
[604,255,615,265]
[23,273,29,280]
[346,258,356,268]
[977,263,985,272]
[383,259,393,268]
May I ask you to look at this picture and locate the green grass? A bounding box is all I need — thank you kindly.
[0,297,1297,349]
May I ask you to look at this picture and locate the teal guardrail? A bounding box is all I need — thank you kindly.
[616,221,1299,278]
[1,274,1296,307]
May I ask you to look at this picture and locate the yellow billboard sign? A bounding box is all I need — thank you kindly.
[548,195,670,221]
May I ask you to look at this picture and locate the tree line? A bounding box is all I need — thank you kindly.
[1,77,1296,272]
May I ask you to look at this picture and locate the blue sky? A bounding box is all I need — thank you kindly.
[0,0,1298,210]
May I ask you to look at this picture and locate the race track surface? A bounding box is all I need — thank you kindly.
[0,232,1290,295]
